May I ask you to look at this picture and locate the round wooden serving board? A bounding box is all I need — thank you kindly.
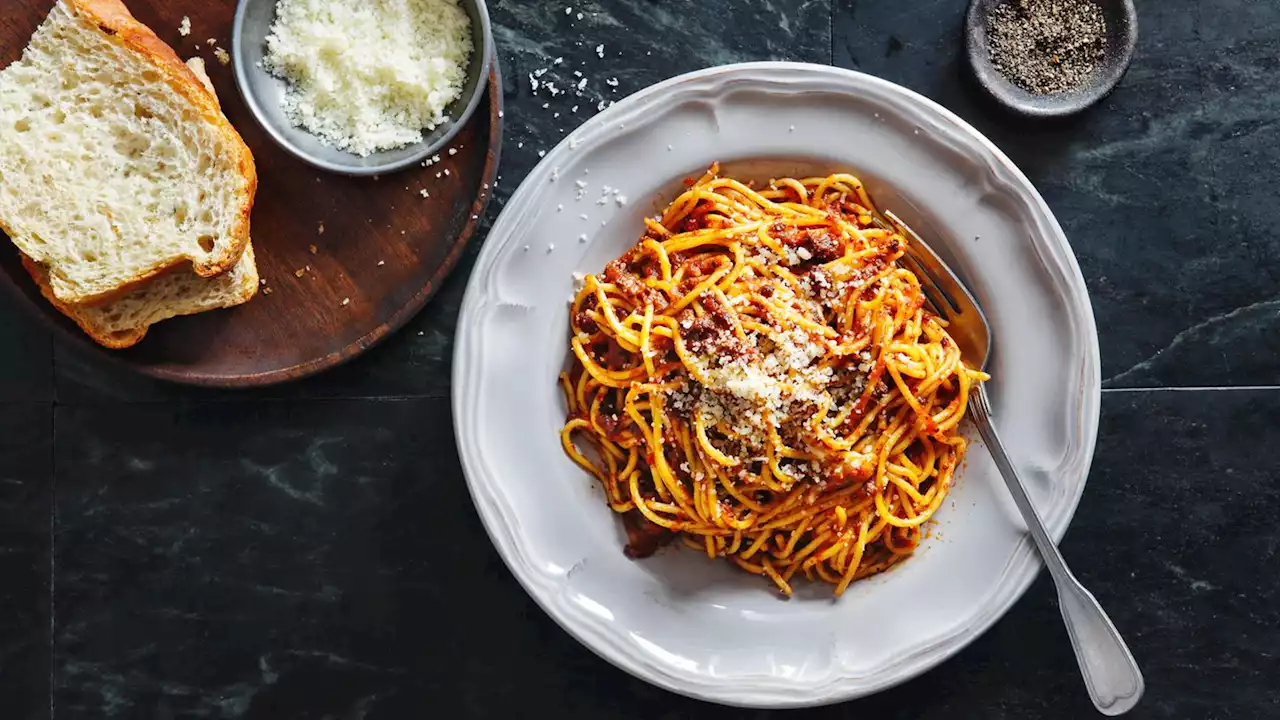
[0,0,502,387]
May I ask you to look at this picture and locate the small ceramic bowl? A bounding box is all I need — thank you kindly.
[965,0,1137,118]
[231,0,492,176]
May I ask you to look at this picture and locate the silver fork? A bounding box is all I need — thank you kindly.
[884,211,1145,716]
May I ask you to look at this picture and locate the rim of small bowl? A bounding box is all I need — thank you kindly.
[964,0,1137,119]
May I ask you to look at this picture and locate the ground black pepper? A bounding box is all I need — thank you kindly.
[986,0,1107,95]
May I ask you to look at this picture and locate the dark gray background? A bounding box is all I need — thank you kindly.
[1,0,1275,717]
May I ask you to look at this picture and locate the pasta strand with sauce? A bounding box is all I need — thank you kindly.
[560,165,988,596]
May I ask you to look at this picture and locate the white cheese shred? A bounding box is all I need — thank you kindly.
[263,0,474,157]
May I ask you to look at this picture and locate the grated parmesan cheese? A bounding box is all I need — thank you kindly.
[263,0,473,157]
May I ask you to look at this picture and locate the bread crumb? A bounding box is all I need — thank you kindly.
[178,16,191,36]
[341,297,350,306]
[308,244,317,254]
[419,189,429,198]
[294,268,305,277]
[318,222,325,235]
[214,47,231,66]
[377,260,385,266]
[206,38,217,46]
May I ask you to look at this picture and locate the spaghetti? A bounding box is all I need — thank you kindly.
[559,165,988,596]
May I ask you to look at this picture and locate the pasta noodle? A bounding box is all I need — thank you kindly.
[559,165,988,596]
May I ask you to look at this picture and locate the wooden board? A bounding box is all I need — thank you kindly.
[0,0,502,387]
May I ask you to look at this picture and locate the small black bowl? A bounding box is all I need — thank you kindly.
[965,0,1137,118]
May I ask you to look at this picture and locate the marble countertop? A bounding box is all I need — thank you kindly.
[2,0,1276,717]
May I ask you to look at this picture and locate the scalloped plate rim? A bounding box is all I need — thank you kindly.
[453,62,1101,708]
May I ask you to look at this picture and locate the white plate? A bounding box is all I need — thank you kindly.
[453,62,1100,708]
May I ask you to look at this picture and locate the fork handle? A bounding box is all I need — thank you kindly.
[969,385,1145,716]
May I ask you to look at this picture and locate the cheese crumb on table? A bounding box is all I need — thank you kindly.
[263,0,474,157]
[214,47,231,66]
[178,16,191,36]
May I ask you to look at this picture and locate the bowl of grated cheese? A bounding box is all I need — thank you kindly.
[231,0,492,176]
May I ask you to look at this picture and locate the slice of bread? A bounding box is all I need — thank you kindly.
[0,0,257,305]
[23,244,258,349]
[19,58,260,350]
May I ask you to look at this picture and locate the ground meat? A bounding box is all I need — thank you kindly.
[805,228,843,263]
[648,291,670,313]
[604,258,669,311]
[773,223,843,265]
[679,293,743,357]
[683,254,721,278]
[701,292,733,326]
[622,510,675,558]
[680,313,726,354]
[597,338,628,370]
[680,200,717,232]
[574,310,598,334]
[638,259,661,280]
[598,412,626,442]
[770,220,799,245]
[605,259,643,296]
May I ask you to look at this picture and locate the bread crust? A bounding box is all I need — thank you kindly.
[22,245,259,349]
[41,0,257,304]
[22,253,147,348]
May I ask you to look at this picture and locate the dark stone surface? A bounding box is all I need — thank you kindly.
[0,404,52,720]
[46,391,1280,718]
[833,0,1280,388]
[0,300,53,402]
[0,0,1276,718]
